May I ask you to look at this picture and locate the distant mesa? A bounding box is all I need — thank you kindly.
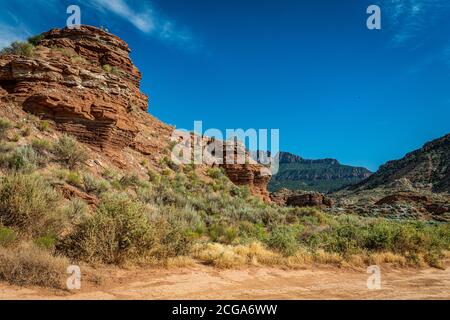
[268,151,372,193]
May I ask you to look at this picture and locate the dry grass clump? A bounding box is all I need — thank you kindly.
[193,242,313,268]
[368,252,408,266]
[193,243,247,268]
[0,243,67,288]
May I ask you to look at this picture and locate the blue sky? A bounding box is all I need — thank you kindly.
[1,0,449,171]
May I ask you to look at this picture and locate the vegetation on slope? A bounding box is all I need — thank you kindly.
[0,116,449,288]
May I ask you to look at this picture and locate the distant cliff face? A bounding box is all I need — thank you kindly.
[350,133,450,193]
[269,152,372,193]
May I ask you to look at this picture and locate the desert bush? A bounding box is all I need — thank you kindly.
[34,235,57,251]
[102,64,112,73]
[0,118,12,138]
[0,145,46,172]
[31,138,53,155]
[101,167,118,180]
[53,134,88,169]
[63,198,89,224]
[0,244,67,288]
[0,41,34,57]
[0,226,17,247]
[0,173,60,236]
[65,171,83,188]
[83,173,110,195]
[59,193,194,264]
[266,225,299,256]
[58,194,156,264]
[37,120,50,132]
[206,167,224,179]
[71,55,87,64]
[27,34,44,46]
[119,173,141,188]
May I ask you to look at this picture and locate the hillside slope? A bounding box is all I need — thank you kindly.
[350,133,450,193]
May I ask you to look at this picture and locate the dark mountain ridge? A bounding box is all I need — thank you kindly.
[269,151,372,193]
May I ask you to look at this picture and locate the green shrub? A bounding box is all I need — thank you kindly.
[34,235,57,251]
[101,167,118,180]
[0,118,12,138]
[27,34,44,46]
[0,145,45,172]
[0,173,60,236]
[63,198,89,224]
[0,227,17,247]
[0,41,34,57]
[71,56,87,64]
[59,193,193,264]
[83,173,110,195]
[31,138,53,155]
[206,167,224,179]
[111,66,122,76]
[119,173,141,188]
[53,134,88,169]
[38,120,50,132]
[58,194,155,264]
[147,168,161,183]
[102,64,112,73]
[65,171,83,188]
[266,225,299,256]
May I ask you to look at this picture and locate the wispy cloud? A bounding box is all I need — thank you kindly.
[0,8,33,50]
[90,0,196,48]
[91,0,155,33]
[382,0,450,47]
[0,24,28,49]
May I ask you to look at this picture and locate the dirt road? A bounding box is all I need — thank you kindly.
[1,265,449,300]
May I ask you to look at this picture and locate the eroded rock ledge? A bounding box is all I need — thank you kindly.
[0,25,272,201]
[0,26,147,155]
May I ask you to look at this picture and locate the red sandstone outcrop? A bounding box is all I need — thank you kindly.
[0,25,271,200]
[0,26,147,156]
[375,192,431,206]
[375,192,449,216]
[270,188,334,208]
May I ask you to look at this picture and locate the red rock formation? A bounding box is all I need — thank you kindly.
[0,25,272,200]
[0,26,147,156]
[375,192,449,216]
[270,188,334,208]
[375,192,431,206]
[222,164,272,202]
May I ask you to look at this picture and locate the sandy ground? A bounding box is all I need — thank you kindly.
[0,264,449,300]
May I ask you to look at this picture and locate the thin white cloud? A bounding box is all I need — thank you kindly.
[382,0,450,47]
[91,0,195,47]
[92,0,155,33]
[0,23,30,50]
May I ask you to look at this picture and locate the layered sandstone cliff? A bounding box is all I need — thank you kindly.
[0,26,271,200]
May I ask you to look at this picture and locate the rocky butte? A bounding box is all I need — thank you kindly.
[0,25,271,201]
